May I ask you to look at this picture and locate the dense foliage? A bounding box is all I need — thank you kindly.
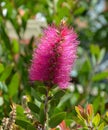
[0,0,108,129]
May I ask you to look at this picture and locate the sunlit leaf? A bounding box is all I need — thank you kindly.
[92,72,108,81]
[74,7,86,15]
[106,112,108,117]
[92,113,100,127]
[12,39,19,53]
[16,105,27,120]
[90,44,100,56]
[8,72,20,97]
[98,123,104,130]
[0,63,4,74]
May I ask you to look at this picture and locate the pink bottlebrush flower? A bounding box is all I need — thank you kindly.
[29,22,79,89]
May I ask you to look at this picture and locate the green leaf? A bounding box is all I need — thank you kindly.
[71,115,86,127]
[0,65,13,81]
[93,96,100,114]
[31,88,42,102]
[16,105,26,119]
[53,108,62,115]
[0,63,4,74]
[27,125,36,130]
[106,112,108,117]
[74,7,86,15]
[92,113,100,127]
[0,82,8,92]
[49,112,66,128]
[8,72,20,97]
[91,55,97,66]
[16,119,36,130]
[98,48,105,64]
[28,102,40,114]
[57,93,72,107]
[50,90,65,107]
[98,123,104,130]
[80,58,91,73]
[92,72,108,81]
[55,128,60,130]
[65,119,73,126]
[90,44,100,56]
[12,39,19,53]
[39,104,45,125]
[0,24,11,50]
[53,90,65,99]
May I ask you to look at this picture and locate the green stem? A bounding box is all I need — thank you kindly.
[44,87,49,130]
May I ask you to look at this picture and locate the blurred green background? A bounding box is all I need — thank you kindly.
[0,0,108,126]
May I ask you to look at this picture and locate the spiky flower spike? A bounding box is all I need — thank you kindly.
[29,22,79,89]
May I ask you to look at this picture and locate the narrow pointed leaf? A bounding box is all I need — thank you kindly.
[49,112,66,128]
[28,102,40,114]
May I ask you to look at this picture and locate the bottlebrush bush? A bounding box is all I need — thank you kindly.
[0,21,108,130]
[0,1,108,129]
